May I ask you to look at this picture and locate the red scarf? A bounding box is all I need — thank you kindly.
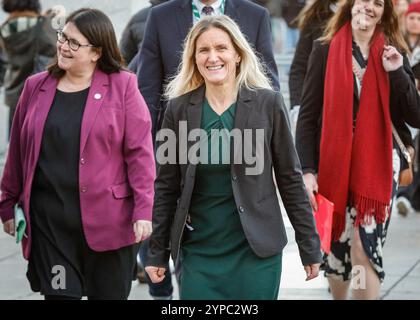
[318,22,393,241]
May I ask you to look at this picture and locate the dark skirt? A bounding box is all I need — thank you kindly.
[27,219,138,299]
[26,88,138,299]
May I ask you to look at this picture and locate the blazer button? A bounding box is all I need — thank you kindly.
[238,206,244,213]
[80,158,86,165]
[232,175,237,181]
[81,187,88,193]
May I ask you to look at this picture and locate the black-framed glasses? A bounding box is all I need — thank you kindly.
[56,31,97,51]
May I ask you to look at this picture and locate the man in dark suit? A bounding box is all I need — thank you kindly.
[135,0,280,139]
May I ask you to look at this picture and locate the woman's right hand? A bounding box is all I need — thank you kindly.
[145,266,166,283]
[303,173,318,211]
[3,219,15,237]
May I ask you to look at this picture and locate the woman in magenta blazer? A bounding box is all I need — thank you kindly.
[0,8,155,300]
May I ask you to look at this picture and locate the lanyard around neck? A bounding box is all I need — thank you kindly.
[192,0,225,20]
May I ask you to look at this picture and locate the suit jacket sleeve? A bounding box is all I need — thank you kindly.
[256,9,280,91]
[271,91,322,266]
[137,8,163,118]
[289,24,315,108]
[120,18,140,65]
[147,101,181,267]
[0,78,33,222]
[123,74,156,223]
[128,51,140,73]
[295,41,326,174]
[389,54,420,128]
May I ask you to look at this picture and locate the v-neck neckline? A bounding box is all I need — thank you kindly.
[205,98,236,117]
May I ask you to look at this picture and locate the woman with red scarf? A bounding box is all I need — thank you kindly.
[296,0,420,300]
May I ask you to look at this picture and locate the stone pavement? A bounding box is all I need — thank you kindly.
[1,201,419,300]
[278,203,420,300]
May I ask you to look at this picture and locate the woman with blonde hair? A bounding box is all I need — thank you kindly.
[145,15,322,300]
[296,0,420,300]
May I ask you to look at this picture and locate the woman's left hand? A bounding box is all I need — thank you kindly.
[382,45,403,72]
[133,220,152,243]
[304,263,321,281]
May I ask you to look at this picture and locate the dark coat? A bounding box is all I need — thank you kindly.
[147,85,323,267]
[135,0,280,137]
[289,14,334,108]
[296,40,420,174]
[0,15,56,109]
[281,0,306,28]
[119,0,169,65]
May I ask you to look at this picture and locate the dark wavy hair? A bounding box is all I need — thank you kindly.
[297,0,338,31]
[48,8,125,79]
[2,0,40,13]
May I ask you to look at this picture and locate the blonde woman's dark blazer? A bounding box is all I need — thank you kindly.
[147,85,322,267]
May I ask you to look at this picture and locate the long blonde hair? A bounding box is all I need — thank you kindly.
[164,15,272,100]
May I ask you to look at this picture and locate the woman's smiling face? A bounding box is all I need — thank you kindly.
[195,27,241,87]
[57,22,100,73]
[352,0,385,30]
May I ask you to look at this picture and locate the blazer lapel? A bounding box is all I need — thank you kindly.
[234,86,253,131]
[187,85,205,136]
[231,87,253,163]
[33,75,58,162]
[176,0,193,42]
[79,68,109,154]
[185,85,204,172]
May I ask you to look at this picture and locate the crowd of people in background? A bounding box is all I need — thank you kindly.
[0,0,419,301]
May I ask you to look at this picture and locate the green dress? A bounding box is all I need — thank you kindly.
[180,99,282,300]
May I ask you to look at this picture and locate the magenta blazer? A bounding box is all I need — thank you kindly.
[0,69,156,259]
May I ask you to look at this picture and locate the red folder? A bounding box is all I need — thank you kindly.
[313,194,334,254]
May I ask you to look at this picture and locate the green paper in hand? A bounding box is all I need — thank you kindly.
[14,205,26,244]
